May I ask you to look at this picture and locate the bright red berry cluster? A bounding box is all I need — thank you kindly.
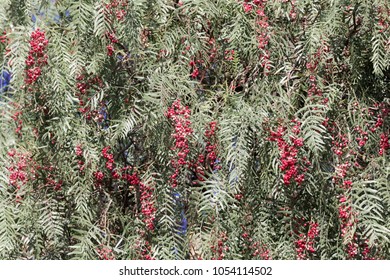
[241,226,271,259]
[241,0,272,72]
[189,60,200,79]
[38,164,63,191]
[102,146,115,171]
[105,32,119,56]
[252,242,271,260]
[242,0,266,13]
[44,176,63,191]
[242,0,272,72]
[105,0,128,21]
[337,179,374,259]
[332,133,349,157]
[136,239,154,260]
[94,146,116,186]
[106,44,114,56]
[76,74,104,120]
[344,235,375,259]
[165,99,193,188]
[354,126,369,148]
[75,145,83,157]
[122,166,140,186]
[379,133,389,155]
[94,170,104,183]
[0,30,7,43]
[121,167,156,231]
[7,149,36,202]
[339,180,357,237]
[329,130,362,258]
[211,232,229,260]
[193,121,221,183]
[377,5,390,33]
[11,110,23,136]
[294,220,319,260]
[330,101,388,171]
[224,49,235,61]
[96,245,115,260]
[94,146,157,232]
[75,144,85,172]
[204,121,220,169]
[281,0,297,20]
[360,239,375,260]
[269,120,308,186]
[25,29,48,86]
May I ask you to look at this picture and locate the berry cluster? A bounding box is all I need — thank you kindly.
[7,149,36,202]
[121,167,156,231]
[106,32,119,57]
[211,232,229,260]
[345,236,375,259]
[11,110,23,136]
[136,239,154,260]
[304,43,335,105]
[268,120,308,186]
[94,170,105,183]
[338,191,357,238]
[242,0,272,72]
[185,30,235,83]
[204,121,220,169]
[134,227,155,259]
[332,133,349,157]
[105,0,128,22]
[242,0,266,13]
[122,166,140,186]
[76,74,104,120]
[241,226,271,259]
[28,161,65,192]
[307,74,323,98]
[294,220,320,260]
[331,101,388,168]
[193,121,221,183]
[165,99,193,188]
[338,182,354,228]
[360,239,375,260]
[368,102,388,132]
[75,144,85,172]
[106,44,114,56]
[224,49,235,61]
[94,145,157,232]
[354,126,369,148]
[102,146,115,171]
[189,60,200,79]
[281,0,297,20]
[335,173,376,258]
[44,176,63,191]
[377,5,390,33]
[379,133,389,156]
[139,181,156,231]
[0,30,7,43]
[96,245,115,260]
[94,146,116,186]
[328,128,365,258]
[25,29,48,86]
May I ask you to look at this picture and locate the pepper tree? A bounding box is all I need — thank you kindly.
[0,0,389,260]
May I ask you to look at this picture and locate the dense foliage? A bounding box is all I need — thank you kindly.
[0,0,389,260]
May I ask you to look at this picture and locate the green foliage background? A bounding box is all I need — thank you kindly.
[0,0,389,259]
